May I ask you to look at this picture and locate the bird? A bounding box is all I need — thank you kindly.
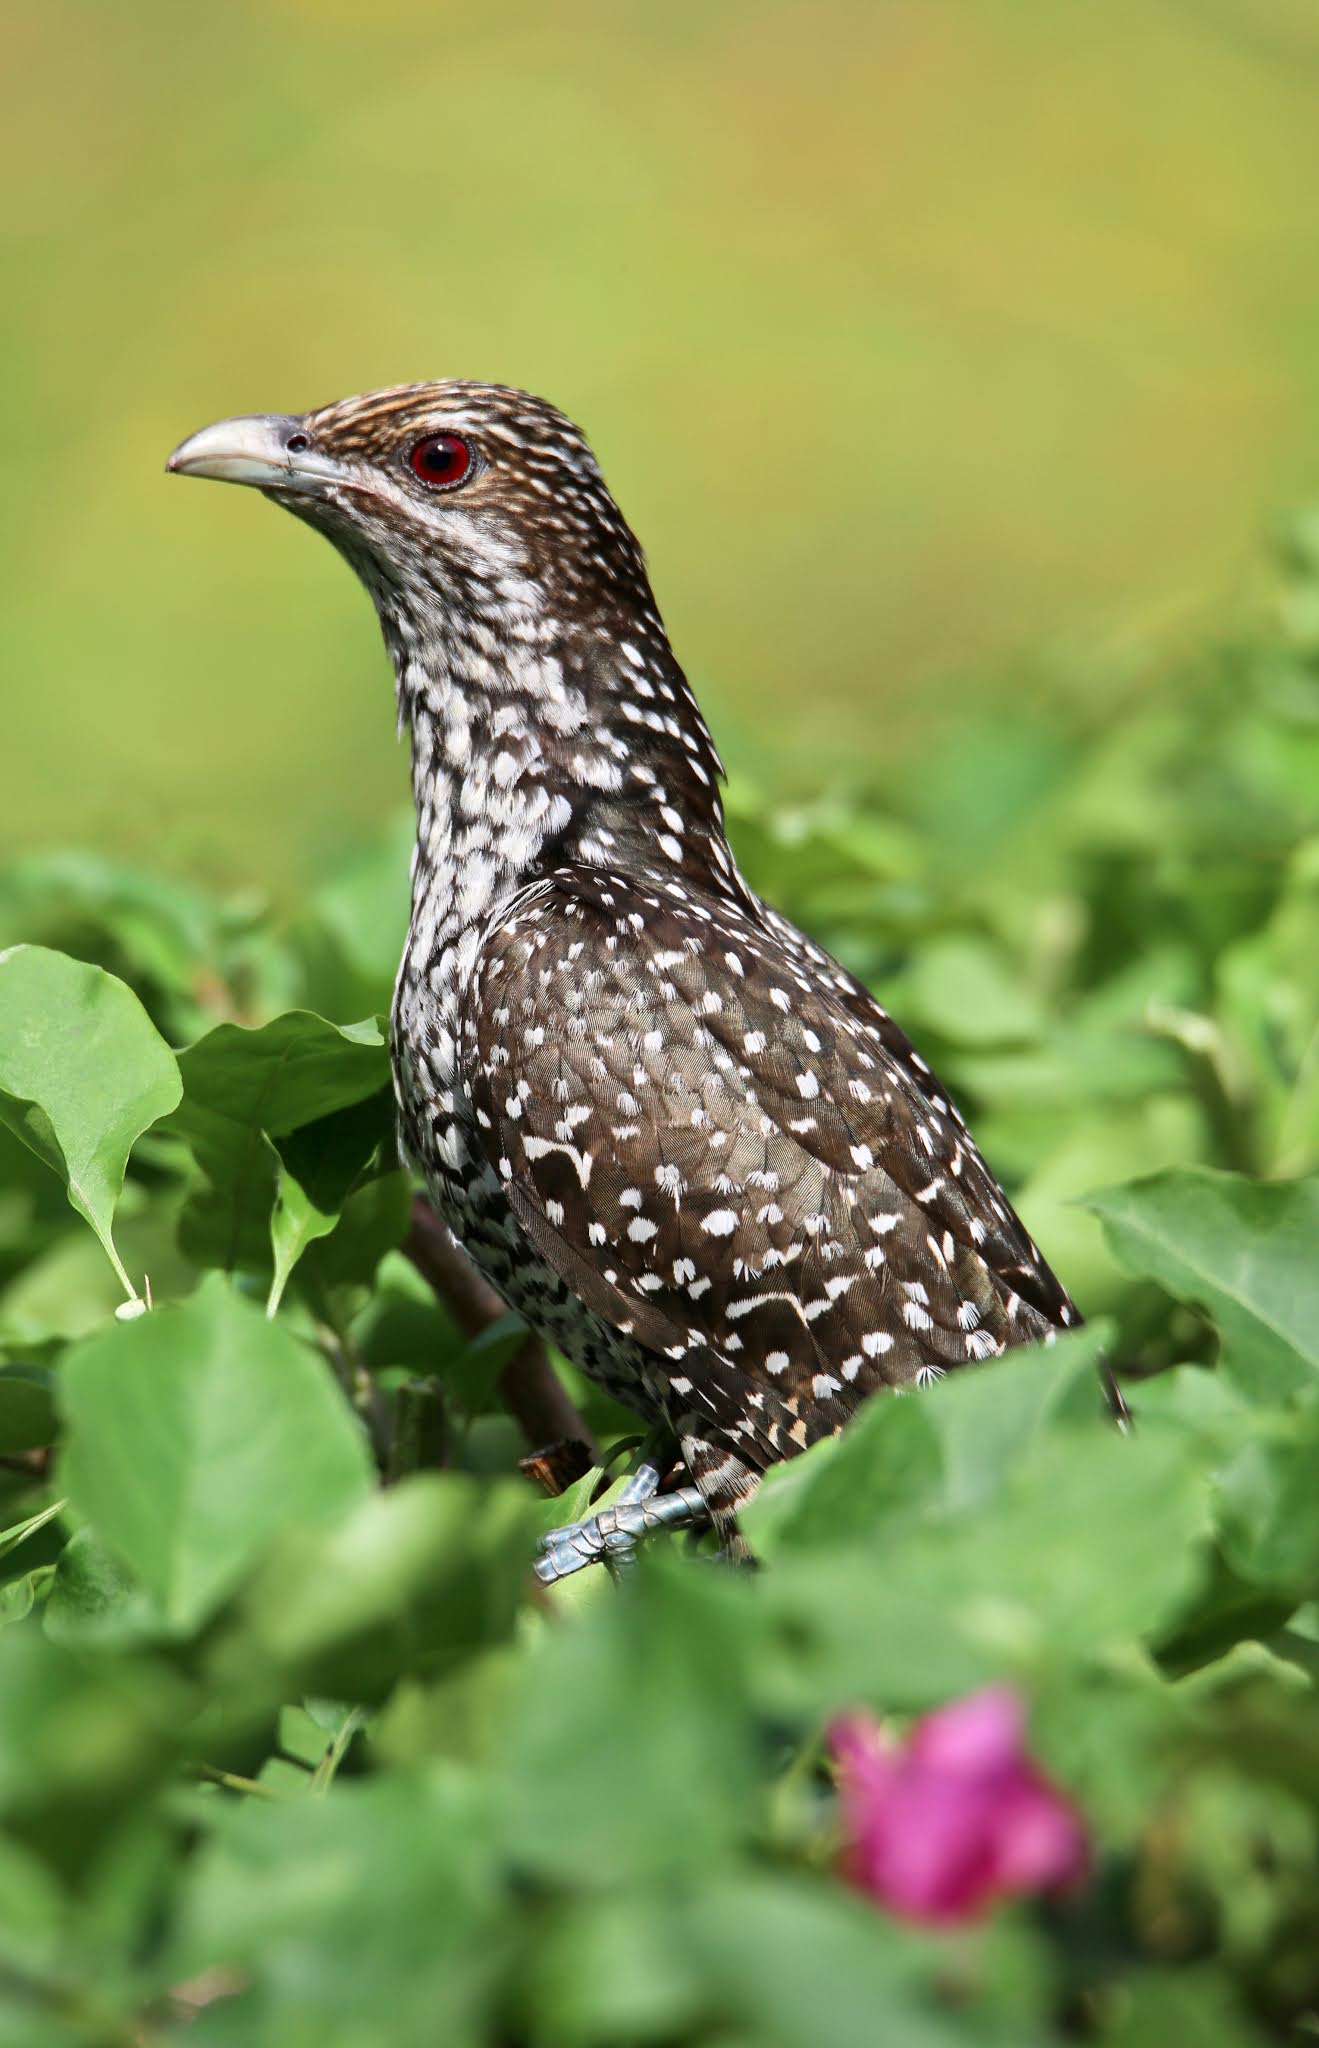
[168,382,1124,1578]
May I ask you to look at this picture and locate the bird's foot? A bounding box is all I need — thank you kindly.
[533,1458,709,1584]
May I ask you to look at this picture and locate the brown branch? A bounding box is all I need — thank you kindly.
[0,1449,50,1479]
[403,1196,597,1461]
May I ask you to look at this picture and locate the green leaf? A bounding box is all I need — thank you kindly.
[1214,1397,1319,1592]
[690,1873,1028,2048]
[177,1010,390,1134]
[299,1167,412,1294]
[0,1627,184,1881]
[1099,1967,1272,2048]
[266,1139,339,1314]
[0,1367,57,1453]
[898,934,1047,1047]
[744,1327,1117,1557]
[167,1770,503,2046]
[0,945,182,1296]
[292,808,414,1021]
[58,1275,374,1631]
[441,1311,529,1418]
[529,1890,708,2048]
[0,1498,67,1564]
[0,1567,53,1627]
[920,1321,1121,1508]
[222,1473,535,1699]
[759,1421,1208,1711]
[168,1010,392,1273]
[0,1832,65,1973]
[499,1561,763,1887]
[265,1093,399,1311]
[1085,1168,1319,1398]
[741,1386,941,1558]
[43,1526,156,1646]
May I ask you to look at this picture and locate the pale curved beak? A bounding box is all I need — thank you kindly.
[165,413,342,492]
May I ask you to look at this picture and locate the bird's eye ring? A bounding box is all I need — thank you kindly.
[408,432,475,491]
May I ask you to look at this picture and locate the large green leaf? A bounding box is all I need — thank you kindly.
[499,1560,763,1888]
[743,1326,1116,1557]
[0,945,181,1297]
[58,1275,373,1631]
[176,1010,390,1134]
[167,1771,502,2048]
[1085,1168,1319,1399]
[739,1383,942,1558]
[689,1874,1036,2048]
[223,1473,535,1699]
[168,1010,393,1274]
[756,1419,1208,1712]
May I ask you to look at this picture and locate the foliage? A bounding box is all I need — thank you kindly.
[0,529,1315,2044]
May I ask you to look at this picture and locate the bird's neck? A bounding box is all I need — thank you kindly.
[382,585,744,949]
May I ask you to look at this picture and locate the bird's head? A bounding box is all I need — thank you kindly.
[167,380,662,652]
[169,381,728,857]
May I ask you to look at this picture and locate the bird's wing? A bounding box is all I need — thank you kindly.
[752,897,1078,1327]
[463,867,1070,1467]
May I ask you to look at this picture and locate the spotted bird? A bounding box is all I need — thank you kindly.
[169,383,1125,1579]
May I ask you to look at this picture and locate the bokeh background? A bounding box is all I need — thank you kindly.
[6,0,1319,891]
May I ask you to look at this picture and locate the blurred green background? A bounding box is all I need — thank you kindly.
[5,0,1319,893]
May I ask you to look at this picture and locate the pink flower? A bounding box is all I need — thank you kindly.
[829,1686,1088,1924]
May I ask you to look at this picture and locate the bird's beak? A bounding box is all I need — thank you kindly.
[165,414,342,493]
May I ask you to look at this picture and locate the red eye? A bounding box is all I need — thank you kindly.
[408,432,474,489]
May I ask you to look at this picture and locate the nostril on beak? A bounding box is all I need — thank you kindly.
[285,432,310,454]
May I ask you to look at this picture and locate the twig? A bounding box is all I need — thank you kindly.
[387,1376,448,1482]
[305,1271,393,1469]
[193,1763,286,1802]
[404,1196,597,1459]
[310,1706,366,1795]
[0,1449,50,1479]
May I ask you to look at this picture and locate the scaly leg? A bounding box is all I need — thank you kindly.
[533,1442,710,1585]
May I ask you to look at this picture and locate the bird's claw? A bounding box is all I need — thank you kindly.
[534,1462,709,1584]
